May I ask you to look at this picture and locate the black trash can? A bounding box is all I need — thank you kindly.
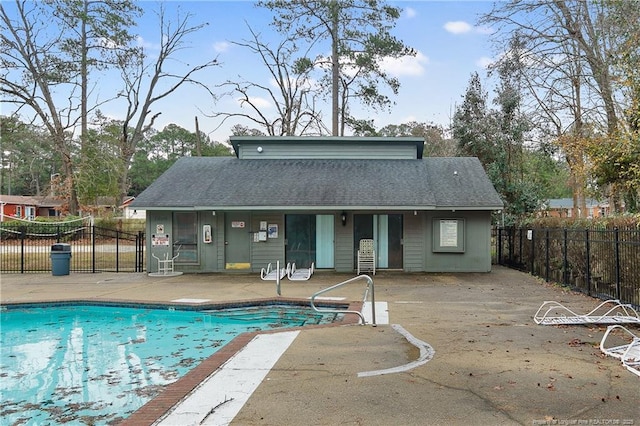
[51,243,72,276]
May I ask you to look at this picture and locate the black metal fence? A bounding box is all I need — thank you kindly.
[0,223,145,273]
[493,226,640,307]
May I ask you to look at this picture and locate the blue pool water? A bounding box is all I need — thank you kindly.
[0,303,339,425]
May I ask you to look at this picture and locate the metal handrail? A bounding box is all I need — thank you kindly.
[310,274,376,326]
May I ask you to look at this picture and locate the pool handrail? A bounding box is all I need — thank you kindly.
[310,274,376,326]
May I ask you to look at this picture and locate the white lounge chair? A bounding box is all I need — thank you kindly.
[260,262,289,281]
[357,239,375,275]
[599,325,640,377]
[533,299,640,325]
[287,262,314,281]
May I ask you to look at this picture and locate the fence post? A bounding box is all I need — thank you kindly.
[530,229,535,275]
[116,230,120,272]
[19,226,26,274]
[508,227,514,265]
[519,228,523,267]
[92,225,96,273]
[614,227,621,300]
[137,231,145,273]
[585,229,591,296]
[497,227,502,265]
[545,229,550,282]
[562,228,568,286]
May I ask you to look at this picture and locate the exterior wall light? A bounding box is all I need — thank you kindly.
[341,211,347,226]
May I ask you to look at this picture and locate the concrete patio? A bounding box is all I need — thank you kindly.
[1,266,638,425]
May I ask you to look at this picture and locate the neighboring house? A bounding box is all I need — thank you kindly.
[539,198,609,218]
[120,196,146,219]
[0,195,63,222]
[131,136,504,274]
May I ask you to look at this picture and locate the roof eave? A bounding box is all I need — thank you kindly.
[129,204,503,211]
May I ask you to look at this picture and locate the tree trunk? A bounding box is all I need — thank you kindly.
[330,2,339,136]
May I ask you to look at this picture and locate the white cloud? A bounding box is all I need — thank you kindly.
[214,41,230,53]
[380,51,429,77]
[404,7,417,19]
[136,36,160,51]
[99,37,119,50]
[476,56,494,69]
[444,21,493,36]
[444,21,472,35]
[238,96,272,109]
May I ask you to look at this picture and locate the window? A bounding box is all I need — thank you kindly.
[173,212,198,263]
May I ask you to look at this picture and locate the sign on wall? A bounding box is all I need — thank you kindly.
[152,234,170,246]
[432,218,465,253]
[439,219,459,247]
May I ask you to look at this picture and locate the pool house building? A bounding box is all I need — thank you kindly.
[130,136,503,274]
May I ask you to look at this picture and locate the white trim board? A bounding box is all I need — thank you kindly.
[156,330,299,426]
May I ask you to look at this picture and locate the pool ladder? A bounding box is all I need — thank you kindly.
[310,275,376,326]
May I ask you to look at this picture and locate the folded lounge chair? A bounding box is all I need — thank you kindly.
[260,262,289,281]
[599,325,640,377]
[357,239,375,275]
[287,262,314,281]
[149,251,183,277]
[533,299,640,326]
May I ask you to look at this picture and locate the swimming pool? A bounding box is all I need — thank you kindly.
[0,301,342,425]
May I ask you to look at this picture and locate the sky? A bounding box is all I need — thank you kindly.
[6,0,502,143]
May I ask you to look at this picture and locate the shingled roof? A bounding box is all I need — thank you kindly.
[130,156,503,211]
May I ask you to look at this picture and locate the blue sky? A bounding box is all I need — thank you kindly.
[105,0,499,142]
[4,1,499,142]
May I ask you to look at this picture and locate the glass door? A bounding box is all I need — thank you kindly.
[354,214,403,270]
[285,214,334,268]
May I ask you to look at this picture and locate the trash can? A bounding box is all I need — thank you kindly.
[51,243,71,276]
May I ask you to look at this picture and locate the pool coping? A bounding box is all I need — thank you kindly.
[2,297,363,425]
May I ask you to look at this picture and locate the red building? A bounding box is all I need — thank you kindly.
[0,195,63,222]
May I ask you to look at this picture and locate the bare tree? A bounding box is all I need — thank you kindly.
[481,0,630,212]
[113,4,219,204]
[1,1,82,213]
[211,25,328,136]
[259,0,414,136]
[50,0,140,202]
[1,0,140,214]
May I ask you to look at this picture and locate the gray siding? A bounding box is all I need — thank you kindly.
[196,211,221,272]
[424,211,492,272]
[334,214,353,272]
[146,211,172,273]
[250,213,285,273]
[238,142,418,160]
[215,213,225,271]
[403,212,425,272]
[145,209,494,274]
